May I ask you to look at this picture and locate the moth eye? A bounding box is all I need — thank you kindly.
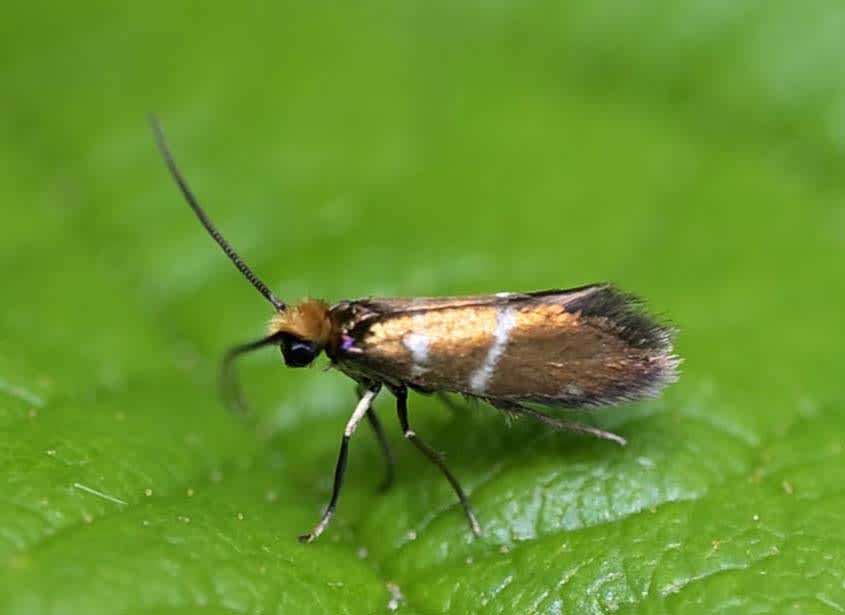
[281,338,319,368]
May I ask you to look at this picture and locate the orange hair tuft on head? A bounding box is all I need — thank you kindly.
[268,299,333,345]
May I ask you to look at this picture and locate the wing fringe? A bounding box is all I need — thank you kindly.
[564,284,676,352]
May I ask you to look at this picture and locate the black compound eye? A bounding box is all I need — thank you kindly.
[280,337,319,367]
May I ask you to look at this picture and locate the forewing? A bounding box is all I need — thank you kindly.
[337,285,678,408]
[482,299,677,406]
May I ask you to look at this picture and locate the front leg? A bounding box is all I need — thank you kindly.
[298,384,381,543]
[394,386,481,536]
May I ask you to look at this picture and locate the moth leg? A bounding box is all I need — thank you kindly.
[298,384,381,543]
[366,409,395,492]
[356,384,395,491]
[395,386,481,536]
[436,392,467,415]
[507,403,627,446]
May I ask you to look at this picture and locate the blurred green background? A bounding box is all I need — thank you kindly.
[2,2,844,614]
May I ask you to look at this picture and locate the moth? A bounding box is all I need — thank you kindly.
[151,118,679,543]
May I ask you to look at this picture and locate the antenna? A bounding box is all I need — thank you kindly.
[150,115,286,311]
[221,331,287,415]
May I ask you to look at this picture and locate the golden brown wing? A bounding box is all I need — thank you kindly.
[352,285,599,314]
[336,284,678,408]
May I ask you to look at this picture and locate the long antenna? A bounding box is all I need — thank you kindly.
[150,115,286,311]
[221,331,287,415]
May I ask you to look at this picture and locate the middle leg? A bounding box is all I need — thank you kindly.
[357,383,395,492]
[366,408,395,492]
[394,386,481,536]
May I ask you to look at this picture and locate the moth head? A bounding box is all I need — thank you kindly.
[268,299,333,368]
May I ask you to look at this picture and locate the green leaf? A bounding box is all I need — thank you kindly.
[3,1,844,613]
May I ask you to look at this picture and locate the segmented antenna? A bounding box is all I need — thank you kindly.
[221,331,287,416]
[150,116,286,311]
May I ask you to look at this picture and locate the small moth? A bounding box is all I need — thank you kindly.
[151,118,679,543]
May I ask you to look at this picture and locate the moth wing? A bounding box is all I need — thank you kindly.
[480,287,677,407]
[354,285,600,315]
[481,311,677,407]
[339,285,678,408]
